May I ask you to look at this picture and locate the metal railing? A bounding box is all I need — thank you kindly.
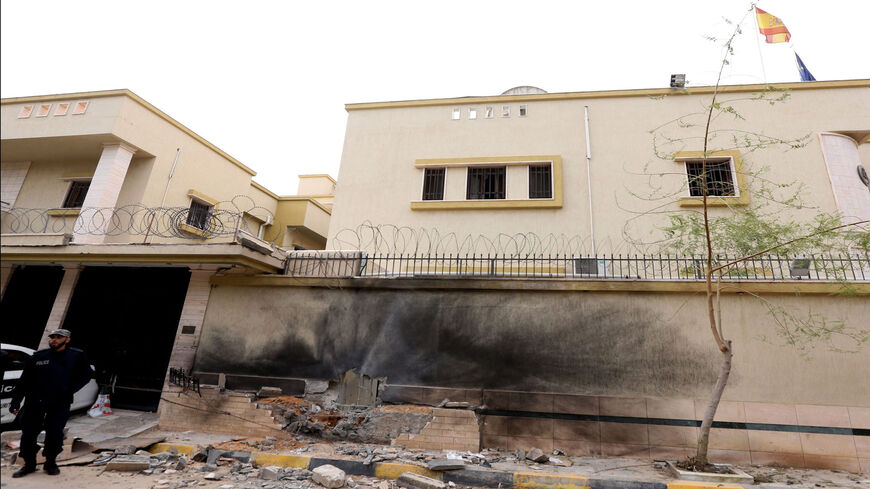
[284,252,870,281]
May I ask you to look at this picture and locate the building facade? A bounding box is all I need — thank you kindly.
[328,80,870,254]
[0,89,334,409]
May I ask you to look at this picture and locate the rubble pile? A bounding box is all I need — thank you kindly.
[257,397,434,445]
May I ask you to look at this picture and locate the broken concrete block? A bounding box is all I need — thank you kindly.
[397,472,447,489]
[525,448,549,463]
[257,386,282,398]
[204,472,222,480]
[106,455,151,471]
[312,464,347,488]
[260,465,283,480]
[427,458,465,471]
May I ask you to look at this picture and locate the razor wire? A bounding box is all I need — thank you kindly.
[329,221,629,256]
[0,195,278,242]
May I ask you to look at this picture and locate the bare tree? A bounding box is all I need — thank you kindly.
[625,4,869,468]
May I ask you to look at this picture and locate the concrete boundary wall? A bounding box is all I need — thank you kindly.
[194,277,869,469]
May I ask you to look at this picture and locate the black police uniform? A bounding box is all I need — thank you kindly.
[10,346,92,467]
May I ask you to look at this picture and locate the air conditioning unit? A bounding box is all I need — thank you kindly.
[573,258,608,277]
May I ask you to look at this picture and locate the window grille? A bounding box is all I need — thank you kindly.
[467,167,506,199]
[186,200,212,230]
[62,180,90,208]
[422,168,445,200]
[529,164,552,198]
[686,160,736,197]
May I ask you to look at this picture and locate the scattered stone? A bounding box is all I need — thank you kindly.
[312,464,347,488]
[113,445,137,455]
[427,458,465,471]
[525,448,549,463]
[260,465,283,480]
[153,485,170,489]
[347,477,358,488]
[165,469,177,475]
[106,455,152,472]
[552,449,566,455]
[191,447,209,462]
[548,457,572,467]
[157,479,170,485]
[204,472,222,480]
[397,472,447,489]
[142,469,154,475]
[175,458,187,470]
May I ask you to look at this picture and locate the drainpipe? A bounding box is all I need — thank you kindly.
[144,147,182,243]
[584,106,596,256]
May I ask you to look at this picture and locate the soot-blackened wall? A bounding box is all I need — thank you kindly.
[195,285,724,397]
[194,282,870,405]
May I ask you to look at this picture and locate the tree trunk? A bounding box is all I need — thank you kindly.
[696,340,733,466]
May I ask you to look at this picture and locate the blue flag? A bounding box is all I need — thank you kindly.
[795,53,816,81]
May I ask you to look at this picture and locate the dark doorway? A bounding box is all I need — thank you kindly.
[62,266,191,411]
[1,265,65,348]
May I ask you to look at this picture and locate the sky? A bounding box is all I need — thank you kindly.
[2,0,867,195]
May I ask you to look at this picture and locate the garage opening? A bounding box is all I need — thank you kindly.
[0,265,64,348]
[62,266,191,411]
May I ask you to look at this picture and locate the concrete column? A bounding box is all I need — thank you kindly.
[73,142,137,244]
[0,263,16,301]
[157,269,214,420]
[38,265,82,349]
[164,269,214,373]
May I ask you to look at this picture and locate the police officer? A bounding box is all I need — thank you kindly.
[10,328,92,478]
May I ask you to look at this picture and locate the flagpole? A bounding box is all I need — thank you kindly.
[754,16,768,83]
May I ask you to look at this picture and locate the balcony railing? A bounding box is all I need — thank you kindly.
[284,252,870,282]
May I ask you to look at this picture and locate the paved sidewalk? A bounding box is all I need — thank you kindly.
[4,411,867,489]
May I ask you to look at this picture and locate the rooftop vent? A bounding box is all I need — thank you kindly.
[670,74,686,88]
[501,86,548,96]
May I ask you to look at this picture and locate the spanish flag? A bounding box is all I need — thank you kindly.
[756,7,791,43]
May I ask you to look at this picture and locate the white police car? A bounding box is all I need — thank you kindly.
[1,343,100,424]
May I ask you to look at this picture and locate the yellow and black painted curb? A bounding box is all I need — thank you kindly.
[149,443,748,489]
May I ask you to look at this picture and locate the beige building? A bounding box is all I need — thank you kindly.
[328,80,870,253]
[0,89,334,409]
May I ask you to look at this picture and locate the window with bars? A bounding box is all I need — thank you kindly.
[186,200,212,230]
[466,167,506,199]
[529,164,552,198]
[422,168,445,200]
[62,180,90,208]
[686,159,736,197]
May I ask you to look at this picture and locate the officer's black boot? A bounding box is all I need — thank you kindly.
[43,457,60,475]
[13,461,37,478]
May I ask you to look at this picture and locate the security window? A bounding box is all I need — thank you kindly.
[467,167,506,199]
[519,104,527,117]
[501,105,510,117]
[186,200,212,230]
[422,168,445,200]
[468,108,478,120]
[62,180,90,208]
[451,107,461,120]
[529,164,552,198]
[485,106,494,118]
[686,159,736,197]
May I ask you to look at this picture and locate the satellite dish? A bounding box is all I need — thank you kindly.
[501,86,548,95]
